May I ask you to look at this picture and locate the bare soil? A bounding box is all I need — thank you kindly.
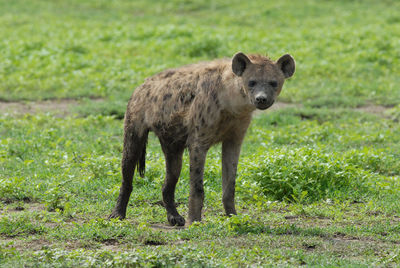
[0,98,104,117]
[0,99,80,117]
[150,223,186,232]
[0,202,45,218]
[355,104,392,116]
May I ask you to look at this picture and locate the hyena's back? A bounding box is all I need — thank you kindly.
[126,59,232,143]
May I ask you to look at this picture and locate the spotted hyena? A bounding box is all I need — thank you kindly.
[109,52,295,226]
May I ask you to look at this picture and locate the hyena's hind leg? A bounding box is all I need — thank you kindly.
[160,139,186,226]
[109,123,149,220]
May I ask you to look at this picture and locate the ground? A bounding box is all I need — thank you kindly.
[1,0,400,267]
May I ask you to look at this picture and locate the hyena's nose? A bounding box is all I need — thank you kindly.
[255,95,267,104]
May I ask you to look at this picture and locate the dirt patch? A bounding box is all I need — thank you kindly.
[283,214,333,229]
[0,202,46,218]
[0,237,51,251]
[0,98,104,117]
[0,99,79,116]
[27,203,46,212]
[150,223,186,232]
[100,243,125,252]
[355,104,392,116]
[260,101,393,117]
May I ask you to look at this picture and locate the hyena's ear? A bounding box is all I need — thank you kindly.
[277,54,295,78]
[232,52,251,76]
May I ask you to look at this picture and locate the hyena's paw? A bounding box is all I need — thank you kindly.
[167,214,185,226]
[108,209,126,220]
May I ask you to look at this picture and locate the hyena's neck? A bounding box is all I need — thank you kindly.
[219,69,255,115]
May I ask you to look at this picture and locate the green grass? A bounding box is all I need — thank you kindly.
[1,0,400,266]
[1,0,400,109]
[1,110,400,266]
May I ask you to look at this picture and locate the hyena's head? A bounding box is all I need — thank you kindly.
[232,52,295,110]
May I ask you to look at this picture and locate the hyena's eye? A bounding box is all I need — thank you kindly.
[269,81,278,87]
[248,80,257,87]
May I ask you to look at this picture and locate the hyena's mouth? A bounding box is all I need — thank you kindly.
[255,99,274,110]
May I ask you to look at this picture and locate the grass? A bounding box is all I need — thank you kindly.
[1,0,400,266]
[1,0,400,110]
[1,110,400,266]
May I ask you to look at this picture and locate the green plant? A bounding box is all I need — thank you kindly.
[245,147,370,203]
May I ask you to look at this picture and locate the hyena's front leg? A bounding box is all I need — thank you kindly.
[188,145,208,224]
[221,139,243,216]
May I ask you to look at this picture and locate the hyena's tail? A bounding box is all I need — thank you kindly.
[131,128,148,178]
[122,123,149,182]
[109,122,148,220]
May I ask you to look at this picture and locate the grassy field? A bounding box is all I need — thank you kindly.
[1,0,400,266]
